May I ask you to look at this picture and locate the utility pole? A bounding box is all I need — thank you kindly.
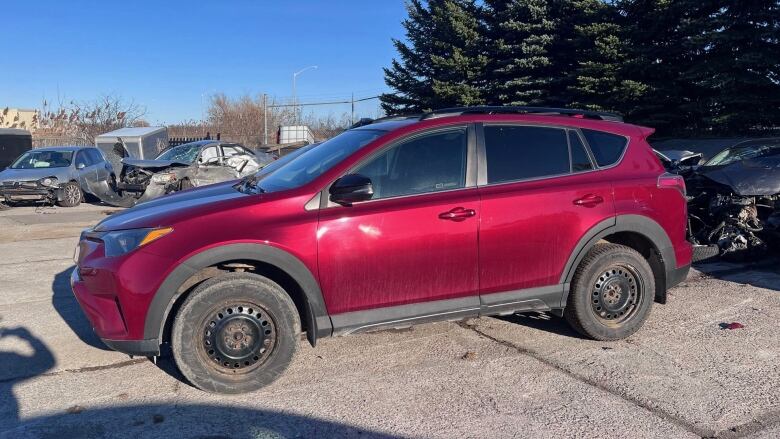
[263,94,268,145]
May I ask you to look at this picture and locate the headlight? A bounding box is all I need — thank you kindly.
[151,173,178,185]
[40,177,59,187]
[101,227,173,257]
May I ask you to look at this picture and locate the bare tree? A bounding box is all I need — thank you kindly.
[36,95,146,143]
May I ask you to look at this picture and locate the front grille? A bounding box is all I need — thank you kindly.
[1,180,40,190]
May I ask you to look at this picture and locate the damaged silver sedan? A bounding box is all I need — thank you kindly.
[97,141,271,207]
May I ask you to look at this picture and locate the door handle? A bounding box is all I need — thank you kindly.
[438,207,476,221]
[573,194,604,207]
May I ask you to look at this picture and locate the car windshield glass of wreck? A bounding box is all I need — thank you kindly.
[155,142,204,163]
[706,140,780,166]
[10,150,74,169]
[256,129,385,193]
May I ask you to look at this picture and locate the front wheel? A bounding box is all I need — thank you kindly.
[564,243,654,341]
[171,272,300,394]
[57,182,82,207]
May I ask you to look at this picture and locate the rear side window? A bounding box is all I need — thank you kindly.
[569,131,593,172]
[483,126,569,183]
[581,129,628,167]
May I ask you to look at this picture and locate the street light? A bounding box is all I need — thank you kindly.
[292,65,318,124]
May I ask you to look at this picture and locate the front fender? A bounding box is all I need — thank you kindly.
[144,243,331,348]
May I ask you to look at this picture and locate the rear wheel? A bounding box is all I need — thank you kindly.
[564,243,654,341]
[57,182,82,207]
[171,272,300,394]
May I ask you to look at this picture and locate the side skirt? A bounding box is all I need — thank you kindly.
[330,285,565,336]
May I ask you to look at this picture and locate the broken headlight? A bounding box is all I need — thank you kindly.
[39,177,59,187]
[101,227,173,257]
[151,173,178,185]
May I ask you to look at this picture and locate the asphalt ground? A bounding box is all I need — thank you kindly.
[0,202,778,438]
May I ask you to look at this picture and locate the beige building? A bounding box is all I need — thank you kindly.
[0,108,38,132]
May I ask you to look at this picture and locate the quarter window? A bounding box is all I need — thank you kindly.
[354,128,468,200]
[483,126,569,183]
[581,129,628,167]
[569,131,594,172]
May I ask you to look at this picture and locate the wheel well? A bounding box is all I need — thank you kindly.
[600,231,667,303]
[160,259,311,350]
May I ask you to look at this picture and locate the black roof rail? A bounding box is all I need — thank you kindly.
[349,114,423,129]
[420,106,624,122]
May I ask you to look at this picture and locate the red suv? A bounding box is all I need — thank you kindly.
[72,107,692,393]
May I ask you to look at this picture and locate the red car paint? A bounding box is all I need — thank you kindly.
[71,113,692,353]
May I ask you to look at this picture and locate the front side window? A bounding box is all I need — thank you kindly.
[354,128,468,200]
[11,150,74,169]
[581,129,628,167]
[484,125,570,184]
[200,146,220,163]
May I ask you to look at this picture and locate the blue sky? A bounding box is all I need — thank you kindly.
[1,1,407,123]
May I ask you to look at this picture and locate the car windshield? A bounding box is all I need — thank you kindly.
[10,150,74,169]
[255,143,318,179]
[155,143,204,163]
[256,130,385,193]
[706,141,780,166]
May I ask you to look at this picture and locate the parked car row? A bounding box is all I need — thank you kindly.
[0,140,273,208]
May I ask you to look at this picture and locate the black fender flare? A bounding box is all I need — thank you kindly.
[558,214,676,306]
[144,243,332,347]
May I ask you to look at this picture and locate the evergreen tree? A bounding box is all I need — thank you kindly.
[381,0,487,114]
[692,0,780,134]
[482,0,555,105]
[566,0,646,114]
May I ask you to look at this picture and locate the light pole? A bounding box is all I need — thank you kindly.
[292,65,317,124]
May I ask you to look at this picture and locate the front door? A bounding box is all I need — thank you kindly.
[317,126,480,328]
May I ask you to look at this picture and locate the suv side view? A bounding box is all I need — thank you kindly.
[71,107,692,393]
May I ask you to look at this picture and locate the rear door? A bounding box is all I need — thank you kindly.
[476,124,615,311]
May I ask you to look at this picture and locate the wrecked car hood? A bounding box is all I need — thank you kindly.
[94,181,247,232]
[697,157,780,196]
[121,158,190,169]
[0,167,69,182]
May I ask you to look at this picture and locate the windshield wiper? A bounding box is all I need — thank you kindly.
[234,174,265,194]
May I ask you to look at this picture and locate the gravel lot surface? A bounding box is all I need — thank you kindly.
[0,203,778,438]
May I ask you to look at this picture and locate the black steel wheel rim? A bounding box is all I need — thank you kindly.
[590,264,642,325]
[201,304,277,373]
[64,185,80,204]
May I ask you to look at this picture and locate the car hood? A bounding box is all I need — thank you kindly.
[697,156,780,196]
[0,167,70,182]
[94,181,247,231]
[121,158,190,170]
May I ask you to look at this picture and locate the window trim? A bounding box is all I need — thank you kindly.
[322,124,477,209]
[476,123,629,187]
[578,128,630,170]
[567,129,596,173]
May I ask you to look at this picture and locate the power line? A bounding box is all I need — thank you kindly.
[266,95,383,109]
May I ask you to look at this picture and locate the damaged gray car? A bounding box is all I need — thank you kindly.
[98,140,270,207]
[683,138,780,260]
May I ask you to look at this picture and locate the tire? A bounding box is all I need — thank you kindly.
[564,243,655,341]
[57,182,82,207]
[171,272,300,394]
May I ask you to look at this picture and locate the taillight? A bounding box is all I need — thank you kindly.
[657,172,686,197]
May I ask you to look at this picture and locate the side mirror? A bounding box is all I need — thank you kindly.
[76,163,86,170]
[329,174,374,205]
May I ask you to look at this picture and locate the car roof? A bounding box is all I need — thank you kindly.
[31,146,92,152]
[353,113,642,138]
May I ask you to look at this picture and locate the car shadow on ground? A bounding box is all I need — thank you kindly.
[2,403,404,438]
[0,318,56,430]
[693,257,780,292]
[497,312,587,339]
[52,266,110,351]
